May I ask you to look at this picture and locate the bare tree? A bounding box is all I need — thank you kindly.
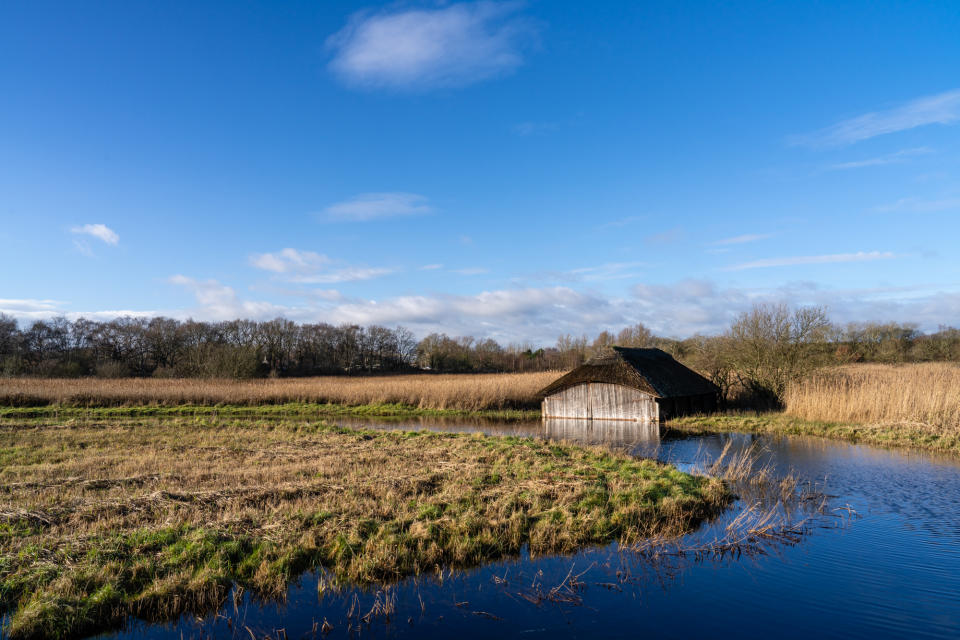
[726,303,830,406]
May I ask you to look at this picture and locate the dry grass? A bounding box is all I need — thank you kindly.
[0,372,561,411]
[0,414,726,639]
[785,363,960,434]
[671,363,960,455]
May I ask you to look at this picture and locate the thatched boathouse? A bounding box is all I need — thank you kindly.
[539,347,719,422]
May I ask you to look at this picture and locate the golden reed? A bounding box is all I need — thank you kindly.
[785,363,960,432]
[0,372,561,411]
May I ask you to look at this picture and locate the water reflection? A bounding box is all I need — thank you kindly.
[541,417,660,446]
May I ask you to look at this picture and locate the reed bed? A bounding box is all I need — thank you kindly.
[0,372,561,411]
[785,363,960,433]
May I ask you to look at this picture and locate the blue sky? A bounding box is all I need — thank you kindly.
[2,1,960,343]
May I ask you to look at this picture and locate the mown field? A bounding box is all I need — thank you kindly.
[0,415,726,639]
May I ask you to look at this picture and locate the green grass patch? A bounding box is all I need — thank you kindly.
[669,412,960,455]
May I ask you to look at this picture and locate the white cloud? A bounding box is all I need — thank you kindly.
[250,248,395,284]
[725,251,896,271]
[309,289,343,302]
[709,233,774,246]
[327,2,535,90]
[0,298,63,318]
[70,223,119,245]
[324,286,622,342]
[791,89,960,147]
[874,196,960,214]
[11,278,960,341]
[324,192,433,221]
[0,298,154,323]
[169,275,288,321]
[825,147,933,171]
[290,267,395,284]
[567,261,646,282]
[630,279,960,337]
[250,248,330,273]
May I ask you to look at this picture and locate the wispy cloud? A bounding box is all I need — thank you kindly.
[874,196,960,214]
[452,267,490,275]
[725,251,896,271]
[0,298,153,323]
[250,248,395,284]
[327,2,536,90]
[250,248,330,274]
[71,223,119,245]
[0,298,62,316]
[169,275,289,321]
[709,233,774,246]
[419,264,444,271]
[598,215,644,230]
[645,228,684,245]
[512,121,557,136]
[12,277,960,341]
[568,261,645,282]
[324,192,433,221]
[290,267,394,284]
[826,147,933,171]
[791,89,960,148]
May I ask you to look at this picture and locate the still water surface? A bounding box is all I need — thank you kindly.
[108,417,960,639]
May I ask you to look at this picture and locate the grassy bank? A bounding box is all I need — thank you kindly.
[670,412,960,455]
[0,372,559,411]
[0,402,538,421]
[0,415,727,639]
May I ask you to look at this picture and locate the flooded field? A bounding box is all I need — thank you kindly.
[99,417,960,640]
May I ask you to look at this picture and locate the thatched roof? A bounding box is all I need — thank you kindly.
[538,347,719,399]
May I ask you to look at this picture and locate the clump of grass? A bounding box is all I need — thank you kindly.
[0,372,560,411]
[0,415,728,639]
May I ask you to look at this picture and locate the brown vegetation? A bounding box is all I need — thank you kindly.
[785,363,960,433]
[0,371,559,411]
[0,415,726,638]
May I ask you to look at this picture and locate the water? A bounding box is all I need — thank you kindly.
[105,417,960,639]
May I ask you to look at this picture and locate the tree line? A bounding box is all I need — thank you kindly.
[2,309,959,402]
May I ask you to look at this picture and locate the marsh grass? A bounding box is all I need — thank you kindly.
[670,411,960,454]
[630,440,835,565]
[785,363,960,433]
[0,403,538,422]
[0,372,560,411]
[0,415,727,639]
[663,360,960,455]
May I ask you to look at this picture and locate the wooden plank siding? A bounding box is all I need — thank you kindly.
[542,382,658,422]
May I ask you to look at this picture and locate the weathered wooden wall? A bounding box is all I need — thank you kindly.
[542,383,658,422]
